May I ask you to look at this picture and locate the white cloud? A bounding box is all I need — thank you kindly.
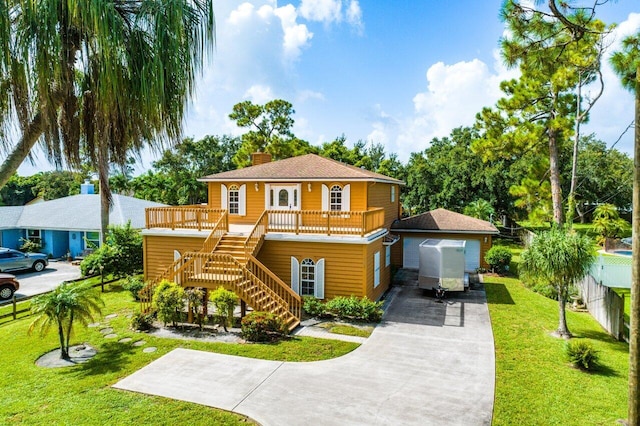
[297,89,325,102]
[381,54,517,160]
[582,13,640,154]
[244,84,275,104]
[298,0,363,29]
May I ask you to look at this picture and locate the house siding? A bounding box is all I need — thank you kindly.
[364,237,391,301]
[390,231,493,269]
[367,182,400,229]
[143,235,206,280]
[257,240,367,300]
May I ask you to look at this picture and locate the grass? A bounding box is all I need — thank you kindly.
[0,280,359,425]
[318,322,373,338]
[486,275,629,425]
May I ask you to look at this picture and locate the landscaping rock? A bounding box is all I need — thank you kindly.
[142,347,157,353]
[88,323,102,328]
[99,327,113,335]
[132,340,146,347]
[119,337,133,343]
[105,313,118,320]
[35,344,97,368]
[104,333,118,339]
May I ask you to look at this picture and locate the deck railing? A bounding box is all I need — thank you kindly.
[145,206,226,231]
[244,210,269,258]
[265,208,385,237]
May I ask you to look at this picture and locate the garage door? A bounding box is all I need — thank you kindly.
[464,239,481,272]
[402,237,423,269]
[403,237,481,271]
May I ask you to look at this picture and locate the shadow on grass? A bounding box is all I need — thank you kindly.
[573,329,629,353]
[586,362,621,378]
[70,341,137,377]
[484,282,515,305]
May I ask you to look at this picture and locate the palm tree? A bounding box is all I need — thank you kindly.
[463,199,495,222]
[610,30,640,425]
[29,282,103,360]
[0,0,215,242]
[519,227,594,338]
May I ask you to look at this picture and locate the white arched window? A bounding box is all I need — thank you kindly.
[291,257,325,299]
[300,258,316,296]
[330,185,342,211]
[228,184,240,214]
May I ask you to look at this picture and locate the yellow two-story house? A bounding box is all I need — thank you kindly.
[140,153,403,330]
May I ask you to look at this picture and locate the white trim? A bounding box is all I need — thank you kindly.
[142,229,211,238]
[342,184,350,211]
[315,258,325,299]
[264,229,388,244]
[374,251,380,288]
[264,183,271,209]
[393,229,499,235]
[291,257,300,294]
[238,184,246,216]
[221,184,228,210]
[321,184,329,211]
[174,250,181,285]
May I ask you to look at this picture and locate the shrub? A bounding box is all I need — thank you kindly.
[241,311,286,342]
[80,222,142,278]
[130,312,155,331]
[303,296,326,317]
[19,237,42,253]
[185,287,205,330]
[485,246,512,274]
[325,296,383,322]
[123,276,145,301]
[210,286,238,332]
[565,340,599,371]
[152,280,185,327]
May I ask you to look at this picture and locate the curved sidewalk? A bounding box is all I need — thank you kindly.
[114,285,495,425]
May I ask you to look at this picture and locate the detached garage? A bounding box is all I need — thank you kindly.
[391,208,499,271]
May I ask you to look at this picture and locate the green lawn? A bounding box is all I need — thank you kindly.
[0,281,359,425]
[486,275,629,425]
[318,322,373,338]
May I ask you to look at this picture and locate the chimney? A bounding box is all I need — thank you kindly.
[81,179,95,195]
[251,152,272,166]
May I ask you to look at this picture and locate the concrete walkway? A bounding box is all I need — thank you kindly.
[114,284,495,425]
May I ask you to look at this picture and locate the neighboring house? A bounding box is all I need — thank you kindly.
[0,183,166,259]
[141,153,404,330]
[390,208,499,271]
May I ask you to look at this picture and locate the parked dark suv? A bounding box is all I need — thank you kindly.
[0,273,19,300]
[0,248,48,273]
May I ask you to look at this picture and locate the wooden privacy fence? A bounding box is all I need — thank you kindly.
[577,274,625,340]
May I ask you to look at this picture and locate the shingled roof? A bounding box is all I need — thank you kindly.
[392,208,499,234]
[199,154,404,184]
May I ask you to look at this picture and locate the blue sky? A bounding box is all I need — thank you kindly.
[18,0,640,175]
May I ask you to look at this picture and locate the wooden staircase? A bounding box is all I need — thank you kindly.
[140,210,302,330]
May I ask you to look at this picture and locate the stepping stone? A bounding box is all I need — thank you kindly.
[104,333,118,339]
[105,314,118,320]
[142,347,157,353]
[99,328,114,335]
[119,337,132,343]
[132,340,146,347]
[88,323,102,328]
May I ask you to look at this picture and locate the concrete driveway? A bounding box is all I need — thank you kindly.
[114,282,495,425]
[2,261,81,300]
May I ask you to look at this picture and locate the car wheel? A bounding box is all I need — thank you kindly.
[32,260,46,272]
[0,285,14,300]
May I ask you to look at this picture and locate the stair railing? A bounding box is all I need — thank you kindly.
[244,210,269,258]
[201,211,228,253]
[246,255,302,322]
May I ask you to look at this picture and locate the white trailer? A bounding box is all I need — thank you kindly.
[418,239,468,291]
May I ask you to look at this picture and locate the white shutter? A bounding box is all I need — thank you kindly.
[221,184,228,210]
[391,185,396,202]
[385,246,391,267]
[342,184,350,211]
[290,257,300,294]
[238,184,246,216]
[264,183,271,209]
[315,259,325,299]
[321,184,329,211]
[173,250,181,285]
[374,251,381,288]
